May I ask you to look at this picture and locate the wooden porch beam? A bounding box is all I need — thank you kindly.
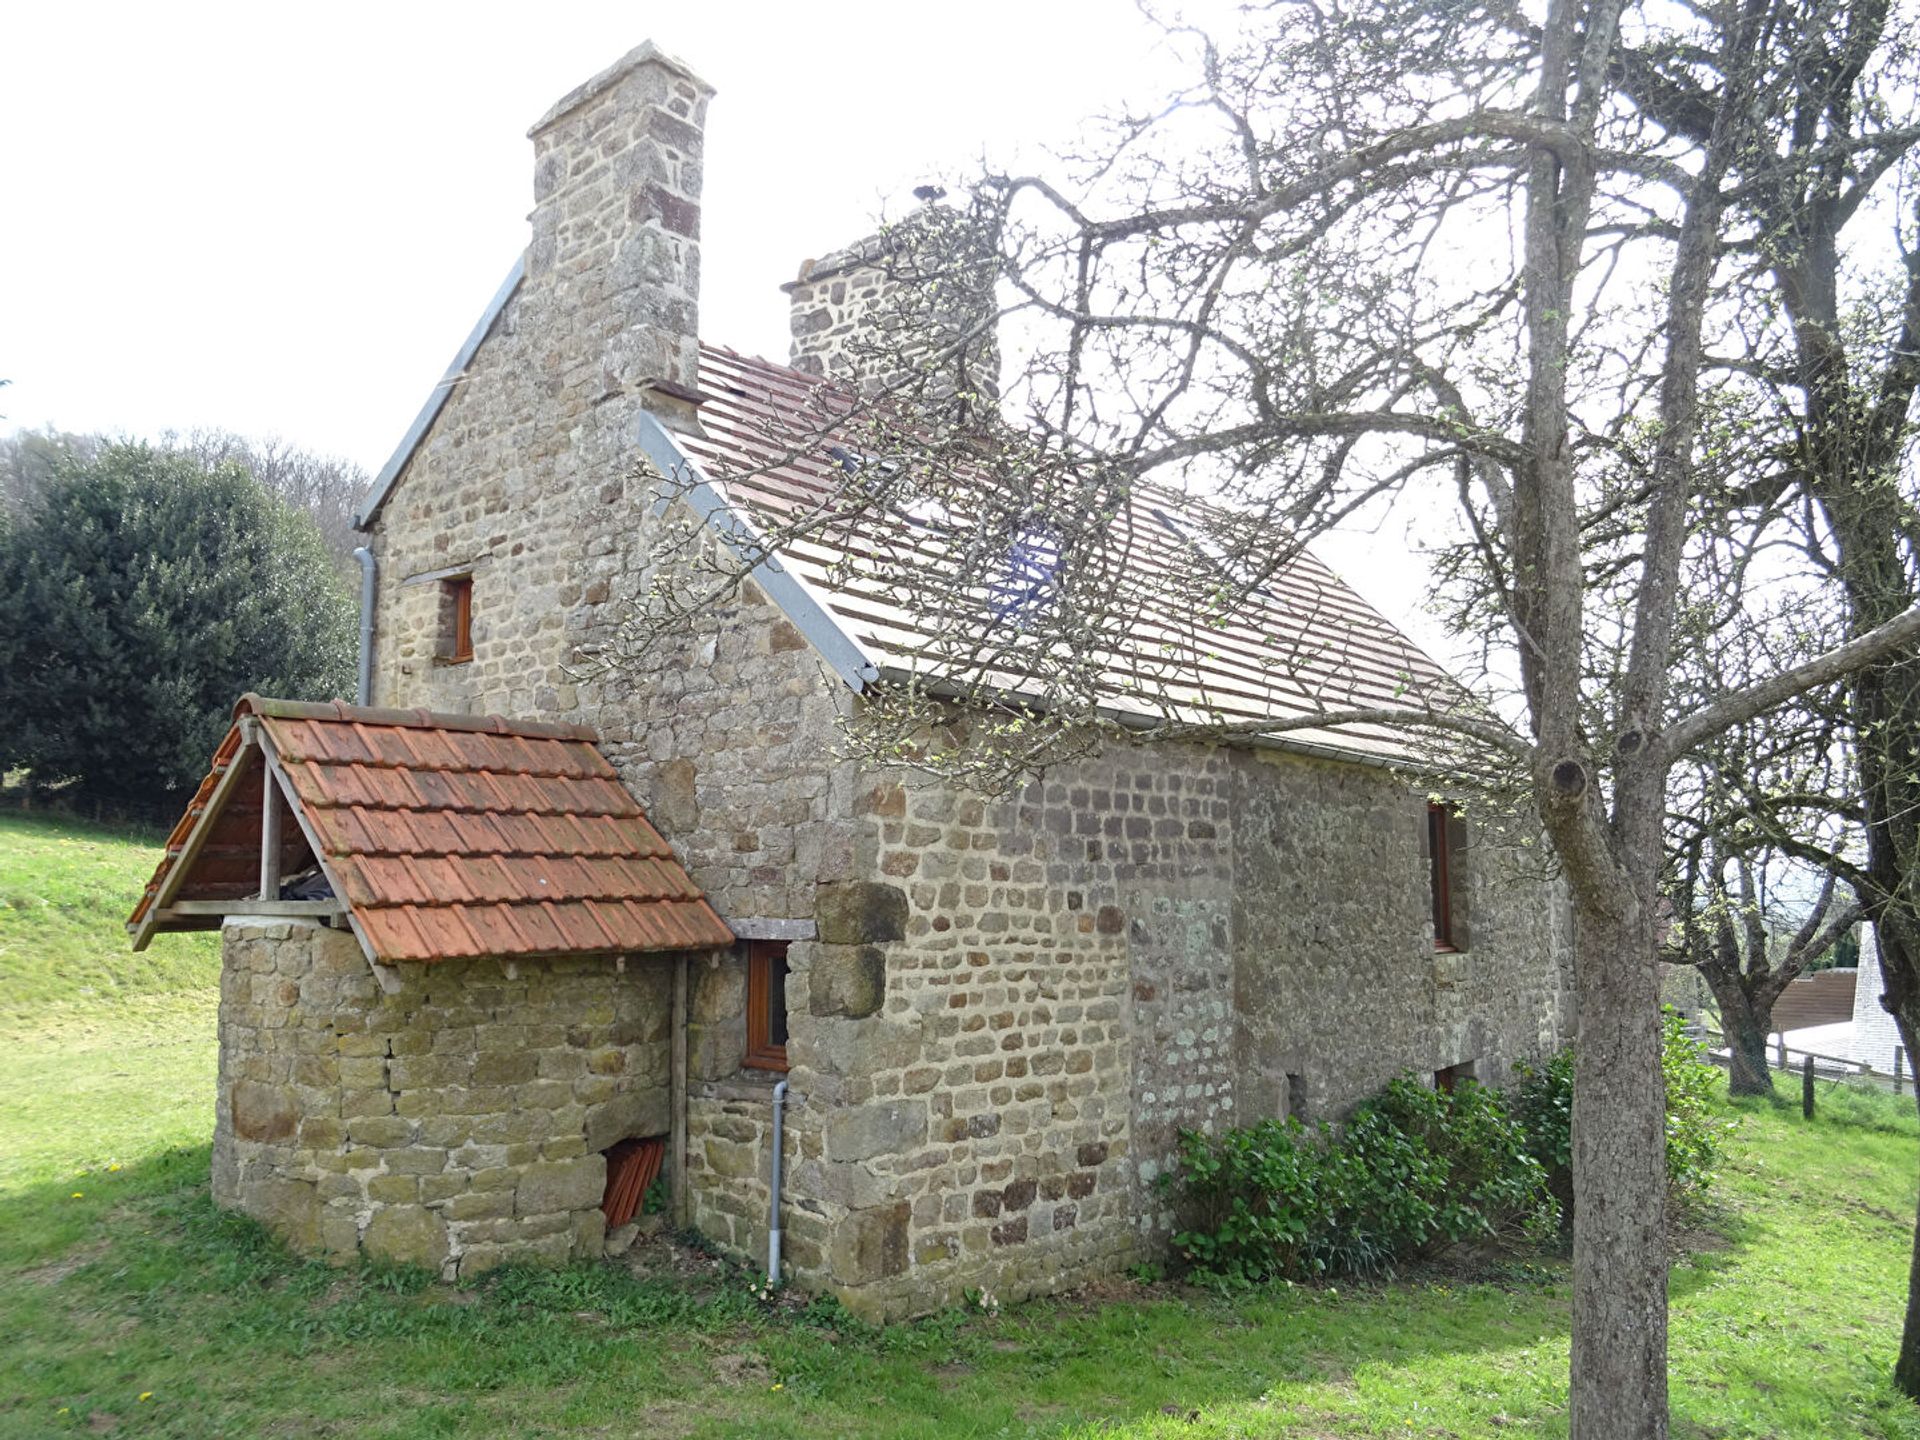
[161,899,345,918]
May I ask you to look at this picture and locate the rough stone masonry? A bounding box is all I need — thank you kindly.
[214,918,675,1278]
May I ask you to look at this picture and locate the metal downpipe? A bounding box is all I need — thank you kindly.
[767,1079,788,1283]
[352,546,376,705]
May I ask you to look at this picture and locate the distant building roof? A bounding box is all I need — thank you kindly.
[129,694,732,965]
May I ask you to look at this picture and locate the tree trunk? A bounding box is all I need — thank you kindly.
[1879,932,1920,1398]
[1898,1177,1920,1401]
[1569,906,1670,1440]
[1708,981,1776,1098]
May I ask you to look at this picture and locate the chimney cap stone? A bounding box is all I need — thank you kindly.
[528,39,715,138]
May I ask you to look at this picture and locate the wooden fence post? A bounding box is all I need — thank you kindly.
[1897,1046,1907,1098]
[1775,1031,1788,1070]
[1802,1054,1816,1120]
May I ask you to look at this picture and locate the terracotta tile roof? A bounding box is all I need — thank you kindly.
[680,344,1466,763]
[129,695,732,964]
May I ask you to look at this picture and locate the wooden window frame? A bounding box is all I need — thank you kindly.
[744,940,790,1072]
[442,576,474,663]
[1428,801,1458,952]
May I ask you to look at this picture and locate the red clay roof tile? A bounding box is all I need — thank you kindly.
[129,694,733,963]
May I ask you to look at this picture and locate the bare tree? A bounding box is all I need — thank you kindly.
[621,2,1920,1431]
[1650,549,1865,1094]
[1665,845,1862,1095]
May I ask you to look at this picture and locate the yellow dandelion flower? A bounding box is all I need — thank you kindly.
[107,1163,121,1172]
[70,1192,83,1199]
[138,1392,153,1402]
[771,1383,784,1391]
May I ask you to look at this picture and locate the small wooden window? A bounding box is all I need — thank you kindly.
[443,576,473,663]
[1435,1060,1476,1093]
[1428,802,1457,951]
[745,940,790,1071]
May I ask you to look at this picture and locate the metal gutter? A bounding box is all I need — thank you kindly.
[870,662,1439,777]
[354,256,527,529]
[632,410,883,693]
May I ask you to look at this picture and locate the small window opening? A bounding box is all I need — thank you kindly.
[440,575,474,663]
[1284,1072,1306,1122]
[745,939,790,1071]
[1435,1061,1477,1093]
[1428,802,1457,951]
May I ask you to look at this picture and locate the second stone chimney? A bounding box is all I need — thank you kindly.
[783,203,1000,419]
[527,42,712,400]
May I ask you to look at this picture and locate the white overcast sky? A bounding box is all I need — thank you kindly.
[0,0,1447,653]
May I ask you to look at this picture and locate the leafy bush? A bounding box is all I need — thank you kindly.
[1167,1076,1557,1282]
[1513,1007,1731,1212]
[1510,1045,1576,1211]
[0,443,355,799]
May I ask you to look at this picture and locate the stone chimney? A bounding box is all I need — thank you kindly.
[527,42,713,400]
[782,202,999,417]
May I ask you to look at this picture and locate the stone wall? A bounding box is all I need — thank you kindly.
[746,736,1572,1321]
[213,918,675,1279]
[360,40,872,1295]
[1227,748,1571,1125]
[783,204,1000,413]
[365,41,710,724]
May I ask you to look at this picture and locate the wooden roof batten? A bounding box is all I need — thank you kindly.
[128,695,735,987]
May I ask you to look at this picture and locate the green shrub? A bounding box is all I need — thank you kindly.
[1510,1045,1576,1212]
[1660,1011,1728,1200]
[0,443,354,799]
[1513,1007,1732,1212]
[1167,1076,1557,1283]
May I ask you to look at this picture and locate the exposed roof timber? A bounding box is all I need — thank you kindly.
[129,738,260,952]
[355,256,527,530]
[255,729,387,980]
[633,410,883,693]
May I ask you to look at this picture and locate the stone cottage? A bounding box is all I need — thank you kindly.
[137,39,1573,1320]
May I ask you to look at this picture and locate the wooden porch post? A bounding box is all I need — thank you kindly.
[259,770,283,902]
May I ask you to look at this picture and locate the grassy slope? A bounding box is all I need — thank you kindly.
[0,814,1916,1438]
[0,811,219,1020]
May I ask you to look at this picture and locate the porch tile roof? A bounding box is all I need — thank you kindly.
[129,695,732,964]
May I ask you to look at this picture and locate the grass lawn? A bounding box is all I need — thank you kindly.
[1,813,1918,1437]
